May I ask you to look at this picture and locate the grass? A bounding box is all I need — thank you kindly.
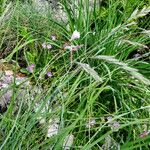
[0,0,150,149]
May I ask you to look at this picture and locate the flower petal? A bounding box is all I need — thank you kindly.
[70,30,80,41]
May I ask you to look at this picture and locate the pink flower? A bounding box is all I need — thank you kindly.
[72,45,83,51]
[139,131,150,138]
[70,30,80,41]
[107,116,120,132]
[42,43,47,49]
[27,64,35,73]
[111,122,120,131]
[51,35,56,41]
[47,44,52,49]
[46,72,53,77]
[64,45,82,52]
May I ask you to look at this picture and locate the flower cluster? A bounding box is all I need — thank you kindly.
[51,35,56,41]
[107,116,120,132]
[42,35,56,49]
[64,30,82,52]
[139,130,150,138]
[27,64,53,78]
[27,64,35,73]
[64,45,83,52]
[42,43,52,49]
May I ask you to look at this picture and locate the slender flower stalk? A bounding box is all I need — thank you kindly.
[64,44,82,66]
[64,45,83,52]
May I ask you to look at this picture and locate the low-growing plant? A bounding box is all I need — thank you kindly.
[0,0,150,149]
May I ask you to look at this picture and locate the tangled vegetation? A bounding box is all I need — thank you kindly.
[0,0,150,149]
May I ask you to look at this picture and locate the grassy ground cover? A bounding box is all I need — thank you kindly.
[0,0,150,149]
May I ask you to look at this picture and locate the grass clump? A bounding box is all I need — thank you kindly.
[0,0,150,149]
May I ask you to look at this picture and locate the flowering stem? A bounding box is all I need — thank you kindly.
[70,51,73,67]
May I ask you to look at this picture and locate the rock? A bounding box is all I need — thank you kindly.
[0,64,31,113]
[31,0,101,22]
[32,0,49,13]
[63,134,74,150]
[0,90,12,113]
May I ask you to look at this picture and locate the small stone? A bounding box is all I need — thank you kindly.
[47,119,59,137]
[5,70,13,76]
[63,134,74,150]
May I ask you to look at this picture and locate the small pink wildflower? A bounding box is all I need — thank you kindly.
[107,116,120,132]
[46,72,53,77]
[70,30,80,41]
[27,64,35,73]
[64,45,82,52]
[42,43,47,49]
[51,35,56,41]
[139,131,150,138]
[111,122,120,131]
[47,44,52,49]
[72,45,83,51]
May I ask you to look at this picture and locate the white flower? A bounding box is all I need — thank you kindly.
[42,43,47,49]
[64,45,72,50]
[51,35,56,41]
[63,134,74,150]
[107,116,113,122]
[47,44,52,49]
[70,30,80,41]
